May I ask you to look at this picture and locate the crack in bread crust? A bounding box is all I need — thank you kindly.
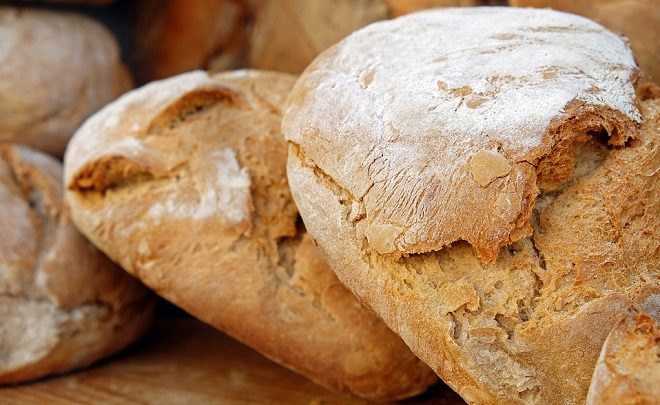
[286,95,660,404]
[63,70,438,401]
[282,7,642,264]
[0,145,153,385]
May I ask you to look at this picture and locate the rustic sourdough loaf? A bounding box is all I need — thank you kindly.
[0,8,131,156]
[283,7,659,403]
[586,304,660,405]
[63,70,437,400]
[0,144,153,385]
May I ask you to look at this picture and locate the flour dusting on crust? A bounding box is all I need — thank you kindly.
[283,7,641,260]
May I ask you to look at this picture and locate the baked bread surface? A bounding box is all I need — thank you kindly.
[510,0,660,83]
[0,8,131,156]
[283,8,659,404]
[63,70,437,400]
[586,305,660,405]
[0,144,153,385]
[284,7,642,263]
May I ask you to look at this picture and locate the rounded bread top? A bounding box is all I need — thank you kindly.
[0,8,130,155]
[283,7,642,261]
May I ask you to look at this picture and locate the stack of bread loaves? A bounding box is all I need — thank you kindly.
[2,1,658,403]
[0,6,155,385]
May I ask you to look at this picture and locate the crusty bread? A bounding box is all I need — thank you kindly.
[249,0,484,74]
[510,0,660,83]
[586,304,660,405]
[133,0,248,84]
[0,8,130,157]
[0,144,153,385]
[63,70,437,400]
[283,8,658,403]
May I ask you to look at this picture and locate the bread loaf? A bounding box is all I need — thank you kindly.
[283,8,658,403]
[509,0,660,83]
[586,305,659,405]
[0,8,131,156]
[0,144,153,385]
[133,0,248,83]
[63,70,437,400]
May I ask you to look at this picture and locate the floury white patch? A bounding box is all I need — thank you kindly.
[147,147,251,223]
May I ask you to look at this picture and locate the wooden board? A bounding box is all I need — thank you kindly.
[1,319,465,404]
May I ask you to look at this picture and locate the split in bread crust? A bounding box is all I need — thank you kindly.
[283,8,659,404]
[0,144,153,385]
[63,70,437,400]
[283,7,643,263]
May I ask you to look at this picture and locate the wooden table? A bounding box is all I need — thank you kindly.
[1,319,465,404]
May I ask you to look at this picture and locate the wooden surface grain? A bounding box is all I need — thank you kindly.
[1,319,465,404]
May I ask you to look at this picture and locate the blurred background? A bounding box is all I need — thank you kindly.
[3,0,656,86]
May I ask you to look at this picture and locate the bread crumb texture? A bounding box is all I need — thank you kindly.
[63,70,437,400]
[284,8,659,404]
[0,145,152,385]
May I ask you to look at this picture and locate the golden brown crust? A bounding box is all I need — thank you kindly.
[287,90,659,405]
[0,144,153,385]
[63,69,437,400]
[283,7,641,263]
[510,0,660,83]
[284,9,659,402]
[586,305,660,405]
[133,0,249,84]
[0,8,131,157]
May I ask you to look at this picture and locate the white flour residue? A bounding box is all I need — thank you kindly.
[282,7,642,255]
[111,136,147,157]
[298,7,639,156]
[65,71,219,179]
[147,148,251,223]
[195,148,252,222]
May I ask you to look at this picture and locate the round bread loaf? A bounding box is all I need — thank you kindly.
[586,304,660,405]
[133,0,248,84]
[0,8,131,156]
[510,0,660,83]
[63,70,437,400]
[0,144,153,385]
[283,7,659,403]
